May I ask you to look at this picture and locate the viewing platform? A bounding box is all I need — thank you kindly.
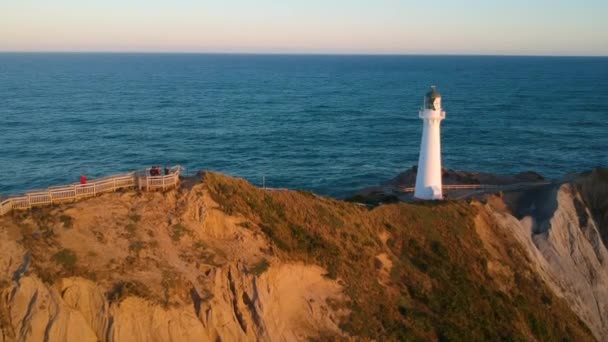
[0,165,183,216]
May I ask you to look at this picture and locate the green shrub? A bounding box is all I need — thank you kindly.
[192,240,219,266]
[59,214,73,229]
[40,226,55,239]
[129,213,141,222]
[238,221,253,229]
[249,258,270,276]
[107,280,154,303]
[129,241,146,256]
[52,249,77,271]
[125,223,137,236]
[171,224,189,241]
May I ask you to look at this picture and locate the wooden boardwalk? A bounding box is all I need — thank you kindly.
[0,166,182,216]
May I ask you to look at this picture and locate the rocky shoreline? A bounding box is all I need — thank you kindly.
[351,166,554,203]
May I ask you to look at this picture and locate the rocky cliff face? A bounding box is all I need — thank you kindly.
[2,265,342,342]
[0,171,605,341]
[0,179,344,342]
[486,183,608,341]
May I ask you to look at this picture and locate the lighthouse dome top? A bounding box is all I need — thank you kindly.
[424,86,442,110]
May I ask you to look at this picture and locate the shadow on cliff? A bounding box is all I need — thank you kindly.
[502,184,559,234]
[577,168,608,246]
[502,168,606,240]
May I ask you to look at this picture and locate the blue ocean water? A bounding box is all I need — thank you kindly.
[1,53,607,197]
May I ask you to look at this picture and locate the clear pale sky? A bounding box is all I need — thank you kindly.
[1,0,607,55]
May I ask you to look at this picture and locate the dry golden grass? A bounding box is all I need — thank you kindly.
[204,172,594,341]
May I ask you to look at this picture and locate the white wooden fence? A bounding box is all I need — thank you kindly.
[399,184,498,193]
[0,165,182,216]
[399,182,549,193]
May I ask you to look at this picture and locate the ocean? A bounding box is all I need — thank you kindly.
[1,53,607,197]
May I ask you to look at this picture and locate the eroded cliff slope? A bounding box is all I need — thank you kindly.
[0,171,604,341]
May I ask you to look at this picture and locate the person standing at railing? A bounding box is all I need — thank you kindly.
[80,174,87,184]
[164,165,170,176]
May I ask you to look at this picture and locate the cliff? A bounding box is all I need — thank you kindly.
[0,170,606,341]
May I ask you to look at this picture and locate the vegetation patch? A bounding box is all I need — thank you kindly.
[192,241,218,265]
[237,221,253,229]
[203,171,594,341]
[107,280,155,303]
[129,241,146,256]
[129,213,141,222]
[59,214,73,229]
[125,223,137,236]
[161,269,187,307]
[249,258,270,276]
[52,248,77,271]
[171,223,189,241]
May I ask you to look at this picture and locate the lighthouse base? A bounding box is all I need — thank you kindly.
[414,185,443,200]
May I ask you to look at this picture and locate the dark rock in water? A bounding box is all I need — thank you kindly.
[385,166,545,188]
[387,166,417,187]
[514,171,545,182]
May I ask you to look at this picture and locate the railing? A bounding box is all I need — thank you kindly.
[400,184,491,193]
[0,165,182,216]
[0,199,12,216]
[400,182,549,193]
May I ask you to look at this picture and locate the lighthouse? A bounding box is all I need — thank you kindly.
[414,86,446,200]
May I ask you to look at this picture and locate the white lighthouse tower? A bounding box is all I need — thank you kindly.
[414,86,446,200]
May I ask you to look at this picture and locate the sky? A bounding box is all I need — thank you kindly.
[1,0,607,56]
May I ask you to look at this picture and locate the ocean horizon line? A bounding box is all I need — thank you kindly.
[1,51,607,58]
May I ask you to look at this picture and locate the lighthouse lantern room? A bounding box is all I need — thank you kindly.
[414,86,446,200]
